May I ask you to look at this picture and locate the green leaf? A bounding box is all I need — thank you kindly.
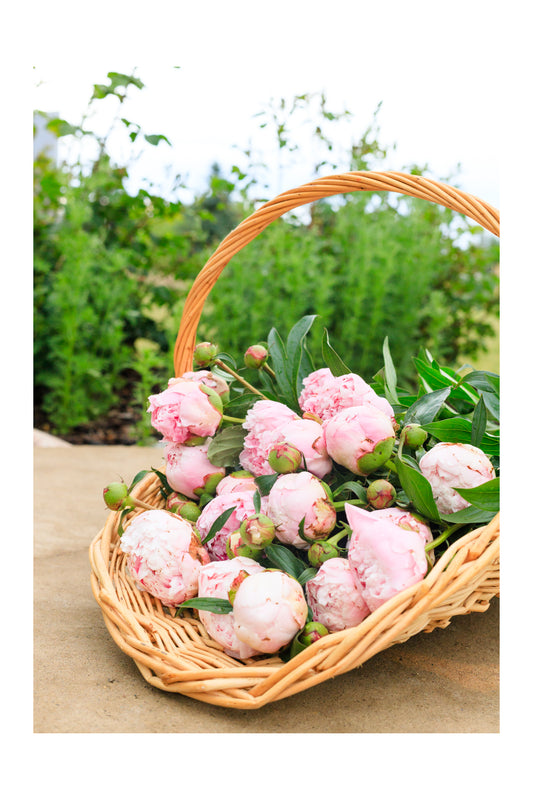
[471,396,487,447]
[297,567,318,586]
[422,418,500,456]
[267,327,294,403]
[263,543,308,579]
[461,370,500,395]
[440,506,497,524]
[286,315,317,393]
[322,328,351,377]
[175,597,233,615]
[203,506,237,544]
[144,133,171,147]
[253,490,262,514]
[454,477,500,511]
[333,480,368,502]
[150,467,173,496]
[254,473,279,496]
[382,337,399,405]
[207,426,246,467]
[395,456,441,522]
[402,387,451,425]
[128,469,150,492]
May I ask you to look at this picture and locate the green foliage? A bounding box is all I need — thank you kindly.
[34,72,499,440]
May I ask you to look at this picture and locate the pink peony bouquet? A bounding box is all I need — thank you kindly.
[104,315,499,661]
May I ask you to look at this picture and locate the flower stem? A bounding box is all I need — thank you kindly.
[125,495,158,512]
[425,523,463,552]
[214,359,269,399]
[222,414,246,424]
[332,499,365,510]
[263,363,276,379]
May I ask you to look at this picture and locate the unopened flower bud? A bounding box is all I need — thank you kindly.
[226,532,262,560]
[366,479,397,509]
[244,344,268,369]
[193,341,218,368]
[402,423,428,449]
[268,441,303,474]
[202,472,224,497]
[166,492,201,522]
[239,513,276,549]
[103,482,130,510]
[308,539,340,567]
[299,621,329,646]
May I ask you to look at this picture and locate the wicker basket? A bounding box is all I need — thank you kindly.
[89,171,500,709]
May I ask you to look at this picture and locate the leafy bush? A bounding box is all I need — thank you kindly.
[33,72,499,440]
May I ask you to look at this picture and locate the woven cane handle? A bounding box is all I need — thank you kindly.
[173,170,499,375]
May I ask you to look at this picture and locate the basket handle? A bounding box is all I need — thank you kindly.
[173,170,499,375]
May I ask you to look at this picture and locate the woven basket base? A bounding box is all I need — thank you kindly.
[89,473,499,709]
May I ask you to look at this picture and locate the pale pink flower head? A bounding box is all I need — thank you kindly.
[197,556,265,659]
[371,506,433,548]
[299,368,395,422]
[232,570,308,654]
[419,442,496,515]
[306,557,371,632]
[239,400,300,476]
[148,378,222,444]
[266,471,336,549]
[345,503,428,612]
[323,405,396,476]
[178,370,230,405]
[216,471,258,495]
[119,509,209,607]
[269,418,333,479]
[196,490,267,561]
[165,439,225,499]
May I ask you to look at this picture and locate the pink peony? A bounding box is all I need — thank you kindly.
[119,509,209,607]
[371,506,433,548]
[419,442,496,515]
[323,405,396,475]
[345,503,428,612]
[178,370,230,405]
[216,471,258,495]
[165,439,225,499]
[197,557,266,659]
[306,557,371,632]
[232,570,308,654]
[240,404,332,479]
[266,471,336,549]
[298,368,395,422]
[148,378,222,444]
[196,491,267,561]
[239,399,300,476]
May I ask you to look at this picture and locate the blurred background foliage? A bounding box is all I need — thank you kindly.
[34,71,499,444]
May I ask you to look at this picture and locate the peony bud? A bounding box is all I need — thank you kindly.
[244,344,269,369]
[193,341,218,368]
[103,481,130,510]
[165,492,201,523]
[226,531,263,560]
[299,621,329,646]
[308,539,341,567]
[366,479,397,509]
[402,423,428,449]
[239,513,276,549]
[268,441,303,473]
[323,405,395,476]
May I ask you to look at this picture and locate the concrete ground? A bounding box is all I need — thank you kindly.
[33,435,499,733]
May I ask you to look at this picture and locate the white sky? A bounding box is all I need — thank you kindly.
[30,0,508,208]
